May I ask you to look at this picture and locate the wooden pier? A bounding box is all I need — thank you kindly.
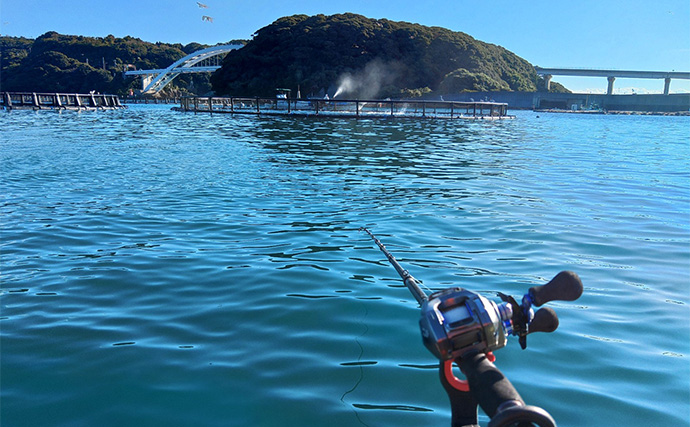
[177,96,510,119]
[1,92,125,111]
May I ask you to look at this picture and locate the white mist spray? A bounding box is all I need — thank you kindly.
[333,60,399,99]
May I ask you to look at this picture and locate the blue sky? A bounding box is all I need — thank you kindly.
[2,0,689,93]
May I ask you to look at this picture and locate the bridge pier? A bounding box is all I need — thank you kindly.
[142,75,154,92]
[607,76,616,95]
[544,74,552,91]
[664,77,671,96]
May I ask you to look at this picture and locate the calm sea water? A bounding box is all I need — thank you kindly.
[1,105,688,427]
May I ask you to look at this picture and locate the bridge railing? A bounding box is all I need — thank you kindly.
[180,96,509,119]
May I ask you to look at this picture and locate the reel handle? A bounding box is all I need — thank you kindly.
[529,271,583,306]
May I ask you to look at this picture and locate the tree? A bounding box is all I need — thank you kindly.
[211,13,544,98]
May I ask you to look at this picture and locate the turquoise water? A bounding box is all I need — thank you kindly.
[1,105,688,426]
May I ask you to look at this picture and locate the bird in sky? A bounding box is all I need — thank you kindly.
[197,2,208,8]
[202,15,214,23]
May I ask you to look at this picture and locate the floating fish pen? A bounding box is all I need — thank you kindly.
[177,96,510,119]
[1,92,125,111]
[124,97,181,104]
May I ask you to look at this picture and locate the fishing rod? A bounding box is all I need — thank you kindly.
[360,227,583,427]
[360,227,428,305]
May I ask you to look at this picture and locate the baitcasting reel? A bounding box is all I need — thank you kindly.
[360,227,583,361]
[419,271,582,361]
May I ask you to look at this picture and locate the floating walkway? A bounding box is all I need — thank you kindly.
[1,92,125,111]
[177,96,510,119]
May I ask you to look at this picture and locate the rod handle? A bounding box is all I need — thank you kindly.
[459,351,556,427]
[459,351,523,418]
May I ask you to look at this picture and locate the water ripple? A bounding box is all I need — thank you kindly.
[1,107,688,427]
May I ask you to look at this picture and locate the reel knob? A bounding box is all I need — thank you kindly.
[528,307,559,334]
[529,271,583,306]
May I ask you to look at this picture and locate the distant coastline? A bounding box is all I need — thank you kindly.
[2,16,688,114]
[446,91,690,113]
[534,109,690,117]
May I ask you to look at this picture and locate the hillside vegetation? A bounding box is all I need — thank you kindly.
[2,15,568,98]
[211,13,568,98]
[0,32,244,96]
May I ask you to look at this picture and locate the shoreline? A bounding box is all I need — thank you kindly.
[533,108,690,117]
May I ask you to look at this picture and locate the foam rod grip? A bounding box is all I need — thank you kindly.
[528,307,559,334]
[529,271,583,306]
[459,351,524,418]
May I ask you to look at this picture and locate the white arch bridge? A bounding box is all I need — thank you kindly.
[124,44,242,95]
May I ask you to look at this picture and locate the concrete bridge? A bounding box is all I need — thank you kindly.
[535,67,690,95]
[125,44,242,95]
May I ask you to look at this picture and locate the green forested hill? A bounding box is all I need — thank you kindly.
[0,32,241,96]
[211,13,568,98]
[1,15,568,98]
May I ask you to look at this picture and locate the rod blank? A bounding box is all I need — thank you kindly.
[360,228,428,304]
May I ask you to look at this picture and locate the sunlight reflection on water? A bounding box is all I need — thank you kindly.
[1,106,688,426]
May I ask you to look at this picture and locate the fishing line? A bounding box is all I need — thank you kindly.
[340,300,371,427]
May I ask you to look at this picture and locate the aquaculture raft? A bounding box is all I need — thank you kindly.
[1,92,125,111]
[177,96,510,119]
